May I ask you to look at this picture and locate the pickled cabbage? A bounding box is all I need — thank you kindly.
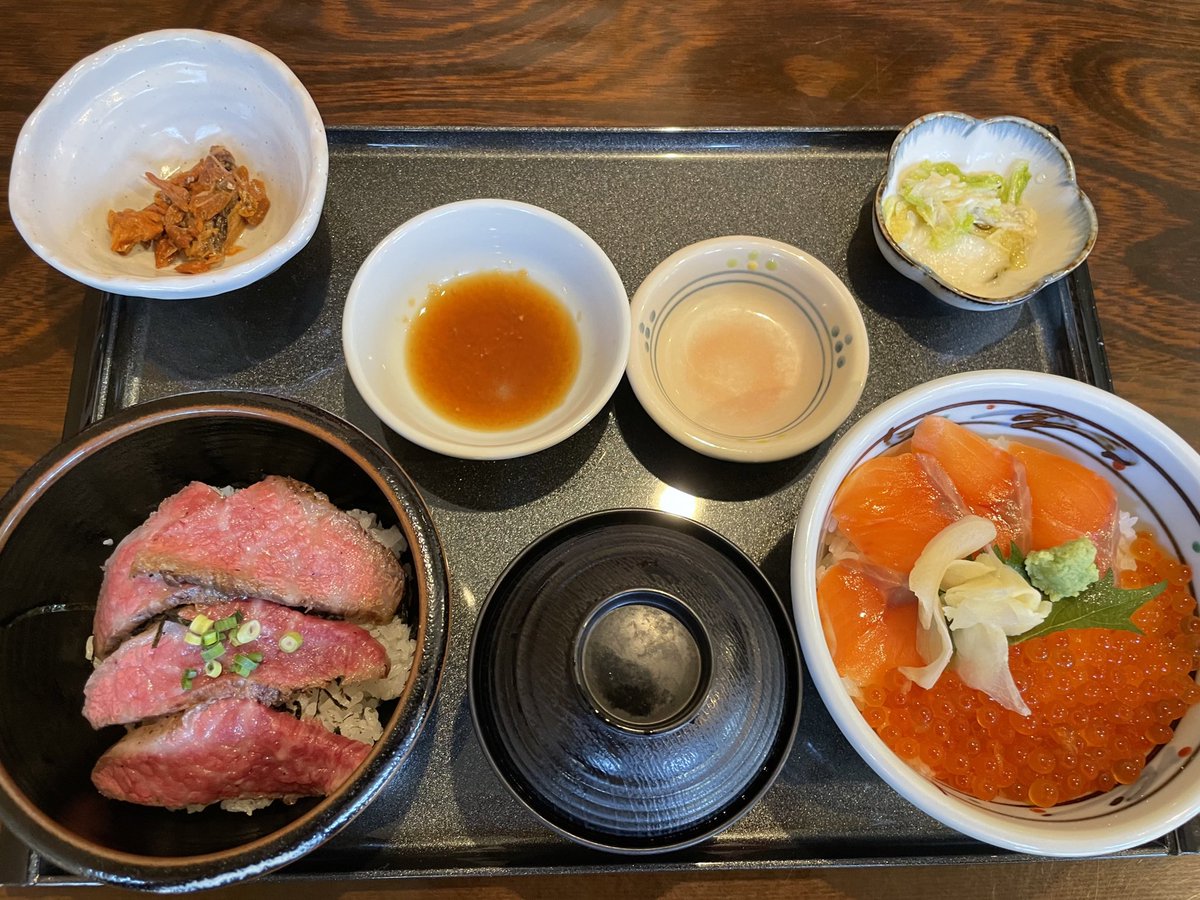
[883,160,1037,292]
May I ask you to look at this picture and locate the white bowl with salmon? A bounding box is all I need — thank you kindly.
[0,393,448,890]
[791,370,1200,856]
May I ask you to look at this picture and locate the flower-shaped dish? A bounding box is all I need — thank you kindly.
[873,112,1097,311]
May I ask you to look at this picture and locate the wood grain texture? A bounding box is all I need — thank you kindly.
[0,1,1198,897]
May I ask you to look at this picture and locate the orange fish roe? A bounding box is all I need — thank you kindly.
[859,531,1200,807]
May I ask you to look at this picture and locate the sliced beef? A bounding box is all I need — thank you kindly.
[91,698,372,809]
[130,476,404,624]
[93,575,223,658]
[84,599,389,728]
[93,483,227,656]
[93,477,405,656]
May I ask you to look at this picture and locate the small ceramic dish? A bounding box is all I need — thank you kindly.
[627,236,869,462]
[9,29,327,300]
[791,370,1200,856]
[470,509,801,853]
[873,112,1098,311]
[343,199,629,460]
[0,392,449,890]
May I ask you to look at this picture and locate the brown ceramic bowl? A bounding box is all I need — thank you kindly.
[0,392,449,891]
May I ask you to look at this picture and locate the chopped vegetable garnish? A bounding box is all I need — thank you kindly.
[189,614,214,635]
[278,631,303,653]
[181,668,197,690]
[201,642,226,663]
[230,652,261,677]
[202,630,220,647]
[214,614,241,634]
[236,620,261,644]
[183,632,203,647]
[247,651,263,663]
[204,659,223,678]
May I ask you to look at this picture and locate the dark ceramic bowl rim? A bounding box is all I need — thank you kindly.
[0,391,450,892]
[467,507,802,854]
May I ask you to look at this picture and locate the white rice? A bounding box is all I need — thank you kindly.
[287,616,416,745]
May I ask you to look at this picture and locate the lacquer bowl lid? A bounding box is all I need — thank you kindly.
[469,508,801,853]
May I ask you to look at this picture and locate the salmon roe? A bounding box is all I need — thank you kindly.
[859,532,1200,807]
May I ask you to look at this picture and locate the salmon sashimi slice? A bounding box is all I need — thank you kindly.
[831,452,967,575]
[1006,440,1120,574]
[818,561,923,688]
[913,415,1032,554]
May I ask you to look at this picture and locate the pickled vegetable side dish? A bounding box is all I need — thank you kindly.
[818,415,1200,807]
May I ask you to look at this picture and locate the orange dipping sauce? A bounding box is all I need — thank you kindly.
[406,270,581,431]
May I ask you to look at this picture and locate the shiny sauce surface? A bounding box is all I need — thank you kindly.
[406,270,581,430]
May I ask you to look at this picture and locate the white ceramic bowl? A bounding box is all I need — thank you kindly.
[9,29,327,299]
[874,112,1098,311]
[791,370,1200,856]
[343,199,630,460]
[627,236,868,462]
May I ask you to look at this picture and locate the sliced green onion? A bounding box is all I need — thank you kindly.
[202,630,220,647]
[183,632,203,647]
[247,651,263,663]
[231,652,261,677]
[204,659,223,678]
[189,614,214,635]
[201,642,226,663]
[181,667,197,690]
[213,614,240,634]
[278,631,303,653]
[235,620,261,644]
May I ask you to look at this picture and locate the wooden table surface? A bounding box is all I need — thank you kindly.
[1,1,1198,897]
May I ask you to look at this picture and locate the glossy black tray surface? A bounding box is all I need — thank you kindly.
[14,127,1196,886]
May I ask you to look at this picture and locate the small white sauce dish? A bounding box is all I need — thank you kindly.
[792,370,1200,856]
[627,236,868,463]
[874,112,1098,311]
[8,29,327,300]
[343,199,630,460]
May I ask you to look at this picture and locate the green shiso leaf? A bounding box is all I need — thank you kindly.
[993,542,1027,574]
[1009,572,1164,645]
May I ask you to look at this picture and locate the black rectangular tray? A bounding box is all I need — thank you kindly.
[12,127,1197,887]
